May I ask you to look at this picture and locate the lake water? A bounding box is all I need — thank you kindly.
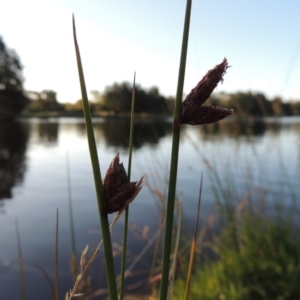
[0,117,299,299]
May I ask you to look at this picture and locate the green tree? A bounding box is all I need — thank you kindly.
[213,92,274,116]
[94,82,172,114]
[212,91,300,117]
[0,37,28,119]
[271,96,293,116]
[27,90,65,112]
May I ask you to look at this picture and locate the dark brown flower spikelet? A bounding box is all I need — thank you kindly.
[103,153,142,214]
[180,58,233,125]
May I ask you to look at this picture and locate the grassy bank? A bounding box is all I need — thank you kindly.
[172,201,300,300]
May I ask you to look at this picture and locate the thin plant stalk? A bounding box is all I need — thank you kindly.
[168,197,183,300]
[55,209,59,300]
[148,207,165,296]
[72,15,118,300]
[184,174,203,300]
[66,151,78,284]
[16,220,27,300]
[125,232,158,275]
[160,1,192,299]
[66,151,77,259]
[127,72,136,181]
[119,72,136,300]
[32,264,55,297]
[66,219,119,299]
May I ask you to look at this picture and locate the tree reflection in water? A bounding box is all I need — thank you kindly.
[0,121,28,200]
[74,118,174,149]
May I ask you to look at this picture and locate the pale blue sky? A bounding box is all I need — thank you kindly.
[0,0,299,102]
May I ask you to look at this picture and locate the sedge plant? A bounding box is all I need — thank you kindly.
[71,0,232,298]
[160,1,232,299]
[71,16,142,300]
[72,15,118,299]
[159,1,192,297]
[119,72,137,300]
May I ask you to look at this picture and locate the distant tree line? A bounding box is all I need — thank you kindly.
[210,92,300,117]
[24,82,174,116]
[1,36,300,118]
[16,85,300,117]
[26,90,64,112]
[61,87,300,117]
[90,82,174,114]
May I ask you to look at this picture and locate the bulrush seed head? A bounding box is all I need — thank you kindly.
[180,58,233,125]
[103,153,142,214]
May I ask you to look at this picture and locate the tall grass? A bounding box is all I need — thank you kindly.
[173,200,300,300]
[159,1,192,298]
[70,1,233,299]
[120,72,137,300]
[70,2,193,297]
[72,15,118,299]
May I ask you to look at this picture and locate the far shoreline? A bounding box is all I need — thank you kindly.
[18,111,172,120]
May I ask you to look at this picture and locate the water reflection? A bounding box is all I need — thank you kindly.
[26,117,300,147]
[95,118,172,148]
[1,117,298,203]
[198,118,267,137]
[0,121,28,200]
[71,118,173,148]
[195,117,300,141]
[36,122,59,144]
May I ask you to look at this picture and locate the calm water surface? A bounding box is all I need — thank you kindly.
[0,117,299,299]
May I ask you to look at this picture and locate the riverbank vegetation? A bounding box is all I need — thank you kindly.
[172,202,300,300]
[1,35,300,119]
[25,86,300,119]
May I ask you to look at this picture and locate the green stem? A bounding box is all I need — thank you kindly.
[72,15,118,300]
[119,206,129,299]
[55,209,59,300]
[16,220,27,300]
[119,72,136,300]
[159,1,192,299]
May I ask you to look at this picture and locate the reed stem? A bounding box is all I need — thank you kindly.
[119,73,136,299]
[159,1,192,299]
[72,15,118,300]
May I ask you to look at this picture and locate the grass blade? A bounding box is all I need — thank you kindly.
[127,72,136,181]
[160,1,192,299]
[72,15,118,300]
